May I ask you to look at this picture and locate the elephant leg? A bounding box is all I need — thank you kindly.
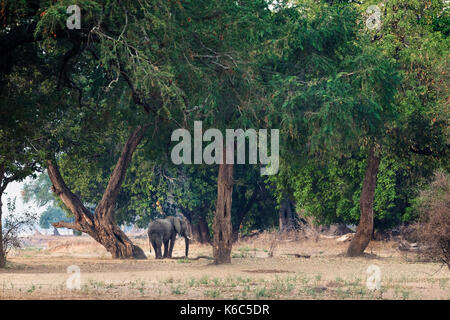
[168,234,176,258]
[151,240,159,258]
[163,240,170,258]
[153,238,163,259]
[156,244,163,259]
[158,246,163,259]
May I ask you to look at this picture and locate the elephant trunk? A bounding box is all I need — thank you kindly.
[185,236,189,257]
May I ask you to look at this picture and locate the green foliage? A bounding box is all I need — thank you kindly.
[1,0,448,240]
[22,173,54,208]
[268,0,448,230]
[268,1,399,154]
[414,170,450,267]
[2,198,37,255]
[273,151,438,229]
[22,172,74,229]
[39,207,72,230]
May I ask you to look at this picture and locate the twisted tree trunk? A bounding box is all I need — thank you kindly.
[48,125,149,259]
[347,144,381,257]
[212,148,234,264]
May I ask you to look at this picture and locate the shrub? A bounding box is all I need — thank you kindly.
[1,198,37,263]
[415,171,450,268]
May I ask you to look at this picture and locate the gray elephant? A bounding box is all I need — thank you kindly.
[148,216,192,259]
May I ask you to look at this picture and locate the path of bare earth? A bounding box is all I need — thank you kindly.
[0,233,448,299]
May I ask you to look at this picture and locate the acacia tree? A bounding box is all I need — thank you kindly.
[265,1,399,256]
[176,0,274,264]
[268,0,448,256]
[5,0,275,261]
[46,125,149,258]
[0,0,174,258]
[346,0,449,256]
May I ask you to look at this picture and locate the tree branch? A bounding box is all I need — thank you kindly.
[57,40,83,90]
[47,160,95,233]
[0,161,38,193]
[409,145,448,157]
[95,124,150,220]
[119,69,165,116]
[52,221,78,230]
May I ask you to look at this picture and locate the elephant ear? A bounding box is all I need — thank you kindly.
[172,217,182,234]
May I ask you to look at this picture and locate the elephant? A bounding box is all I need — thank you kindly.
[148,215,192,259]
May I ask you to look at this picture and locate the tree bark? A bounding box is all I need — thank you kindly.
[198,216,211,243]
[181,208,210,244]
[0,195,5,268]
[213,151,234,264]
[279,198,295,232]
[347,144,381,257]
[194,213,211,244]
[232,189,258,242]
[48,125,149,259]
[0,165,6,268]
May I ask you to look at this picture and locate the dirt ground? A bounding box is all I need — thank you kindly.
[0,233,449,300]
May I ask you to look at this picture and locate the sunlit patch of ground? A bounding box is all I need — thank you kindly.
[0,233,448,299]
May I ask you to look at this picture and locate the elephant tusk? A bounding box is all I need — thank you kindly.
[186,236,192,240]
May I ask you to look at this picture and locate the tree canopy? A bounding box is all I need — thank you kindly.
[0,0,448,265]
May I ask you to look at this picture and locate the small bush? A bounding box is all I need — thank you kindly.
[1,198,37,261]
[415,171,450,268]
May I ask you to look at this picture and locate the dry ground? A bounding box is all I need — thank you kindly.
[0,233,449,300]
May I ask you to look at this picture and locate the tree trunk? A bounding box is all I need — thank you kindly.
[53,226,60,236]
[195,214,211,244]
[0,165,6,268]
[0,195,5,268]
[232,214,243,242]
[213,155,234,264]
[181,208,210,244]
[48,125,149,259]
[279,198,295,232]
[347,145,381,257]
[232,190,258,242]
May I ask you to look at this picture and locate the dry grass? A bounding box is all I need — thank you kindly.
[0,233,449,300]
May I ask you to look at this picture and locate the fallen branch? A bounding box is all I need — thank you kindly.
[170,255,214,260]
[281,253,311,259]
